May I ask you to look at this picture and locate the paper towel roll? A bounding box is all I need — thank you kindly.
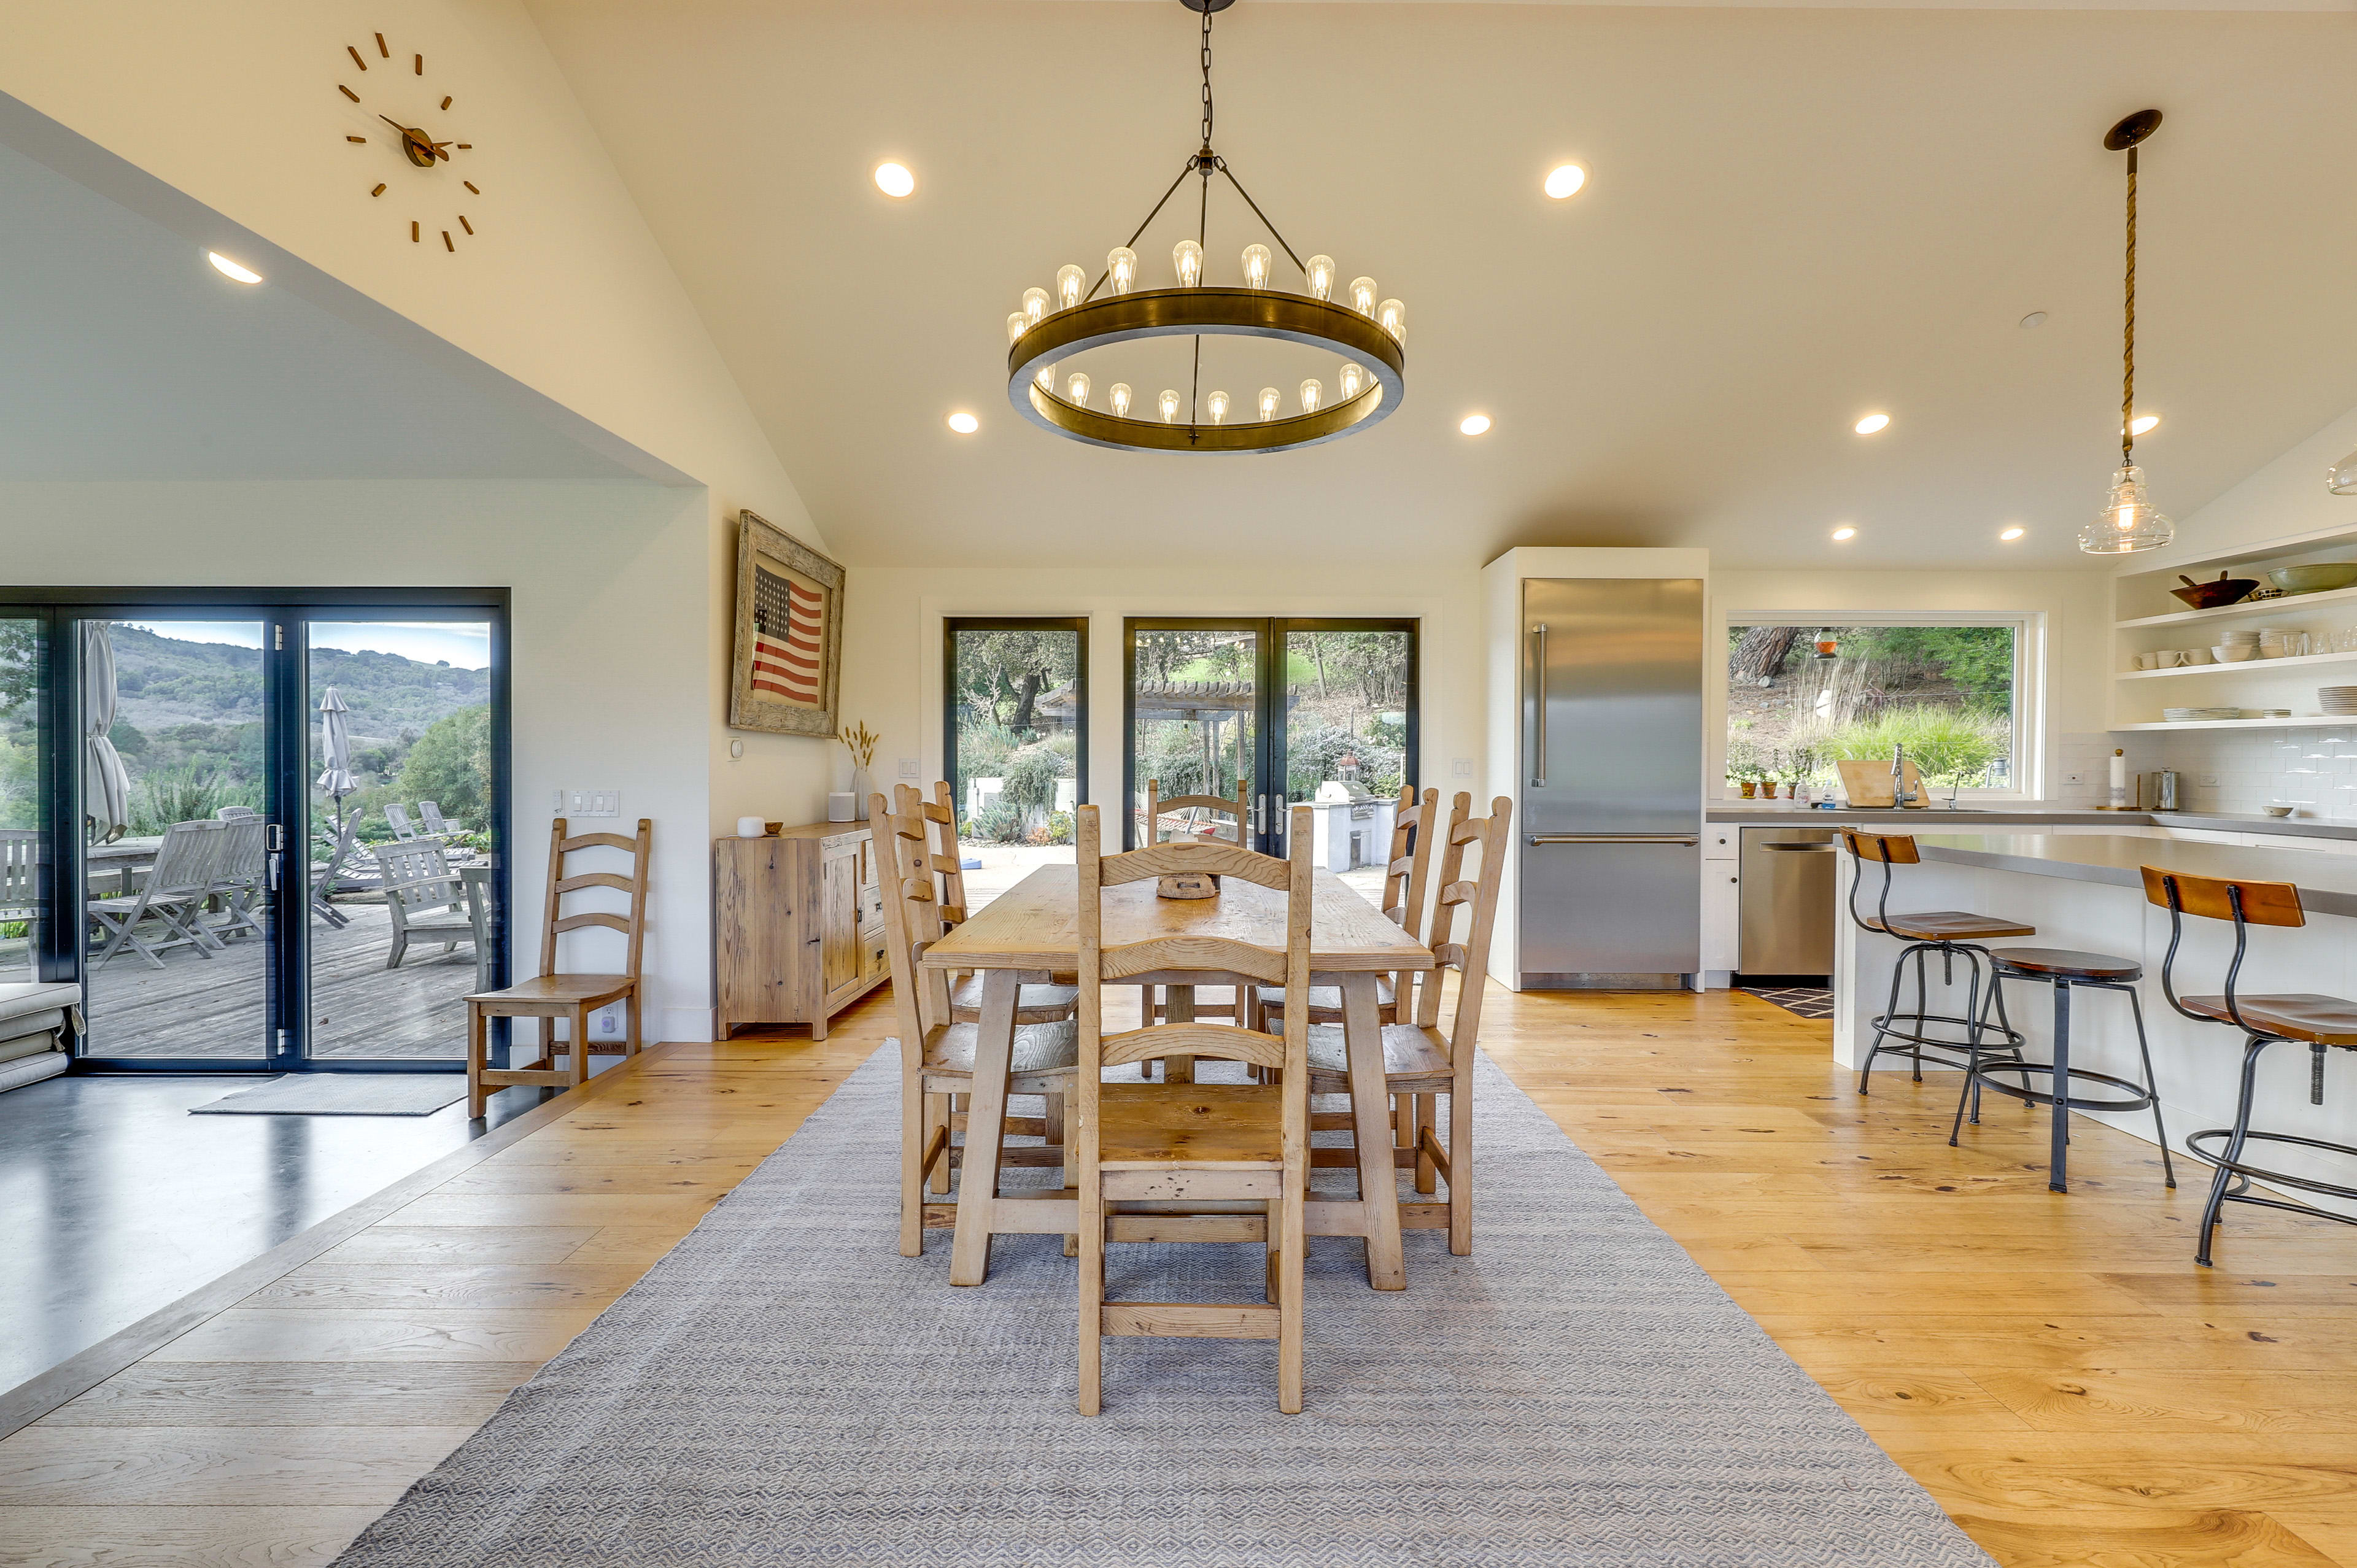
[2108,749,2128,809]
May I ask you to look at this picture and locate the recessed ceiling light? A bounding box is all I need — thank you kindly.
[873,161,916,199]
[1460,414,1492,436]
[207,252,262,284]
[2129,414,2159,436]
[2000,526,2026,541]
[1853,413,1890,436]
[2019,311,2047,329]
[1543,164,1586,200]
[1831,526,1857,541]
[946,411,979,434]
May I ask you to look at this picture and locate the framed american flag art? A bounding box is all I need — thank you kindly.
[729,511,845,737]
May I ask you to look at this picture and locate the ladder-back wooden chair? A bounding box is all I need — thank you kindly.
[1261,784,1439,1031]
[463,817,649,1118]
[1075,801,1314,1415]
[875,795,1078,1256]
[1305,792,1512,1256]
[1138,778,1253,1036]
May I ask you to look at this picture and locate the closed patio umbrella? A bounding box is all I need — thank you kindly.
[317,687,355,830]
[82,622,130,844]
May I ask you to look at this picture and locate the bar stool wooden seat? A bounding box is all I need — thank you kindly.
[1954,946,2175,1194]
[1840,829,2032,1094]
[2145,866,2357,1265]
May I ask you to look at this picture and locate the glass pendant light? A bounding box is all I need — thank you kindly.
[1299,378,1323,414]
[2080,110,2174,555]
[1338,363,1364,401]
[1107,247,1139,295]
[1173,239,1204,288]
[1067,371,1091,408]
[1110,382,1134,417]
[1006,312,1028,346]
[1257,387,1281,422]
[1158,389,1182,423]
[1306,255,1336,301]
[1207,390,1230,424]
[1056,265,1086,311]
[1377,298,1406,344]
[1348,276,1377,316]
[1241,244,1272,290]
[1021,287,1050,328]
[2331,446,2357,495]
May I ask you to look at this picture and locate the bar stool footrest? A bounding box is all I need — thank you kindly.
[1967,1060,2161,1116]
[2186,1126,2357,1210]
[1867,1011,2027,1064]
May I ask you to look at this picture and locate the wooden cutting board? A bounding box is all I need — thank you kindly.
[1837,757,1925,809]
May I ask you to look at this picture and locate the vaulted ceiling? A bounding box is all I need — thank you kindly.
[528,0,2357,567]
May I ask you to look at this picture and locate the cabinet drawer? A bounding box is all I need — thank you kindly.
[1704,828,1738,860]
[863,927,891,981]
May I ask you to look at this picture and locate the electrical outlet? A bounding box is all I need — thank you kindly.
[1452,757,1474,777]
[587,1003,624,1040]
[2200,773,2219,786]
[2062,771,2086,787]
[899,757,921,778]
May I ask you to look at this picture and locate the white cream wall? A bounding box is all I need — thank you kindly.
[0,0,839,853]
[837,566,1486,821]
[1,478,743,1044]
[1709,568,2113,800]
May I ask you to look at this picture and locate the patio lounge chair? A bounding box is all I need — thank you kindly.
[417,800,457,838]
[384,803,419,841]
[377,838,478,970]
[86,819,230,970]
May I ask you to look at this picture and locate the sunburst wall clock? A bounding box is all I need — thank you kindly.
[336,31,479,252]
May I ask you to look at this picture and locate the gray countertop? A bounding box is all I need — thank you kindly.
[1909,832,2357,920]
[1707,805,2357,841]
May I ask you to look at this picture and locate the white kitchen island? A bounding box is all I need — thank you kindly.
[1833,832,2357,1218]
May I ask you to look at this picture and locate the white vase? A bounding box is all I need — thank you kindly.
[851,768,873,820]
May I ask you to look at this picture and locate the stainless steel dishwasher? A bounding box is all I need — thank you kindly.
[1738,826,1838,979]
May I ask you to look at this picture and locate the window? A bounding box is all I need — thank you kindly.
[943,618,1087,909]
[1724,619,2029,799]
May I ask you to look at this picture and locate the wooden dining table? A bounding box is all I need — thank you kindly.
[919,863,1432,1290]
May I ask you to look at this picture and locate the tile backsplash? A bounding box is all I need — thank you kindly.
[2051,728,2357,818]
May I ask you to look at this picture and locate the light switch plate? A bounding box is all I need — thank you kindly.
[899,757,921,778]
[1451,757,1474,776]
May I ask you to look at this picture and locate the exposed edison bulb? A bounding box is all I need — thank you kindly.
[1338,363,1364,400]
[1241,244,1272,290]
[1299,379,1323,414]
[1305,255,1335,301]
[1035,363,1054,392]
[1006,312,1028,346]
[1173,239,1204,288]
[2077,463,2175,554]
[1107,247,1138,295]
[1110,382,1133,417]
[1066,372,1091,407]
[1348,276,1377,315]
[1158,389,1182,423]
[1055,264,1085,312]
[1207,390,1230,425]
[1021,287,1049,327]
[1377,298,1406,344]
[1257,387,1281,422]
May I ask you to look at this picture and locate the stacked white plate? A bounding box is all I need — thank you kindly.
[2220,628,2263,646]
[2321,686,2357,715]
[2163,706,2247,721]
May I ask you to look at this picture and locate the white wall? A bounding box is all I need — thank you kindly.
[837,565,1485,821]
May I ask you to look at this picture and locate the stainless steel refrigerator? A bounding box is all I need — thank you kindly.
[1518,576,1705,988]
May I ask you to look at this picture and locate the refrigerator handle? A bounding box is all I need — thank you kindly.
[1529,833,1701,846]
[1530,622,1547,787]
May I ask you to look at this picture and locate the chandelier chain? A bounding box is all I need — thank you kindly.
[2121,147,2137,466]
[1200,3,1215,151]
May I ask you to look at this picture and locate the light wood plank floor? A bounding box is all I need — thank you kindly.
[7,986,2357,1566]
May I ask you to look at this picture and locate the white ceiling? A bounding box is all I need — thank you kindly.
[527,0,2357,570]
[0,99,670,484]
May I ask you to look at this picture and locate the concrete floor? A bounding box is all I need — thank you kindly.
[0,1065,610,1394]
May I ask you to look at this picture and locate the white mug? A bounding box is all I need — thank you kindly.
[2133,653,2156,670]
[2181,647,2214,665]
[736,816,765,838]
[2154,649,2186,668]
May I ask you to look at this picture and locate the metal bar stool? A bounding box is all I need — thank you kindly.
[1951,947,2175,1194]
[1840,830,2032,1094]
[2145,865,2357,1267]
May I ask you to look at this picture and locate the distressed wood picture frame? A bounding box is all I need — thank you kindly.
[729,511,845,737]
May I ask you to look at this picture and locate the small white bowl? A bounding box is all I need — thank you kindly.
[2266,805,2295,817]
[2212,645,2259,662]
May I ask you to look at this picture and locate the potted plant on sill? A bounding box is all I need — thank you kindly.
[1726,740,1765,799]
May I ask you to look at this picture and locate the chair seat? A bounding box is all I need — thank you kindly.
[1098,1081,1282,1167]
[919,1019,1080,1078]
[2181,993,2357,1045]
[400,913,475,936]
[1257,979,1396,1017]
[1991,946,2140,982]
[949,976,1078,1023]
[1303,1021,1453,1089]
[466,973,633,1006]
[1873,910,2037,941]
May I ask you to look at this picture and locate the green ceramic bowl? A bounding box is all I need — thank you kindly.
[2267,563,2357,594]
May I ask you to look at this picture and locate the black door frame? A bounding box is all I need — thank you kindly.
[942,616,1091,825]
[1121,617,1420,852]
[3,587,509,1074]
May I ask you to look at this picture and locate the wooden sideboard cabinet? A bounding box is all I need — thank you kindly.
[714,822,889,1040]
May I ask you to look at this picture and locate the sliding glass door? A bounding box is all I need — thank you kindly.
[1124,619,1417,892]
[943,618,1088,911]
[7,592,506,1073]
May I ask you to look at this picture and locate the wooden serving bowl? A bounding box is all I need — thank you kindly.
[2170,572,2259,610]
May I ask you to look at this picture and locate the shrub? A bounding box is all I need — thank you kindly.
[1042,809,1074,846]
[396,705,490,828]
[1822,706,2009,786]
[969,803,1025,844]
[1001,742,1066,814]
[130,765,260,833]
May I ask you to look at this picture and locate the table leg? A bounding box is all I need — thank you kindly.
[1165,983,1196,1084]
[1341,972,1406,1290]
[948,968,1020,1286]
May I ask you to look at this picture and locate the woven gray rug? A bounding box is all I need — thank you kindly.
[191,1073,465,1116]
[333,1047,1993,1567]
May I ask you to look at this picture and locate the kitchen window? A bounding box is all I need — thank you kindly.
[1722,617,2035,801]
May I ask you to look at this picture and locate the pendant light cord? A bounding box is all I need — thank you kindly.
[2122,147,2137,466]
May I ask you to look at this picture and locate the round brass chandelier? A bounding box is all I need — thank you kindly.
[1005,0,1406,454]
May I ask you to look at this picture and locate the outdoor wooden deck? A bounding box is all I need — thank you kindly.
[85,900,478,1061]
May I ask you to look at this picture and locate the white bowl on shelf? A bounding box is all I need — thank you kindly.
[2212,645,2258,662]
